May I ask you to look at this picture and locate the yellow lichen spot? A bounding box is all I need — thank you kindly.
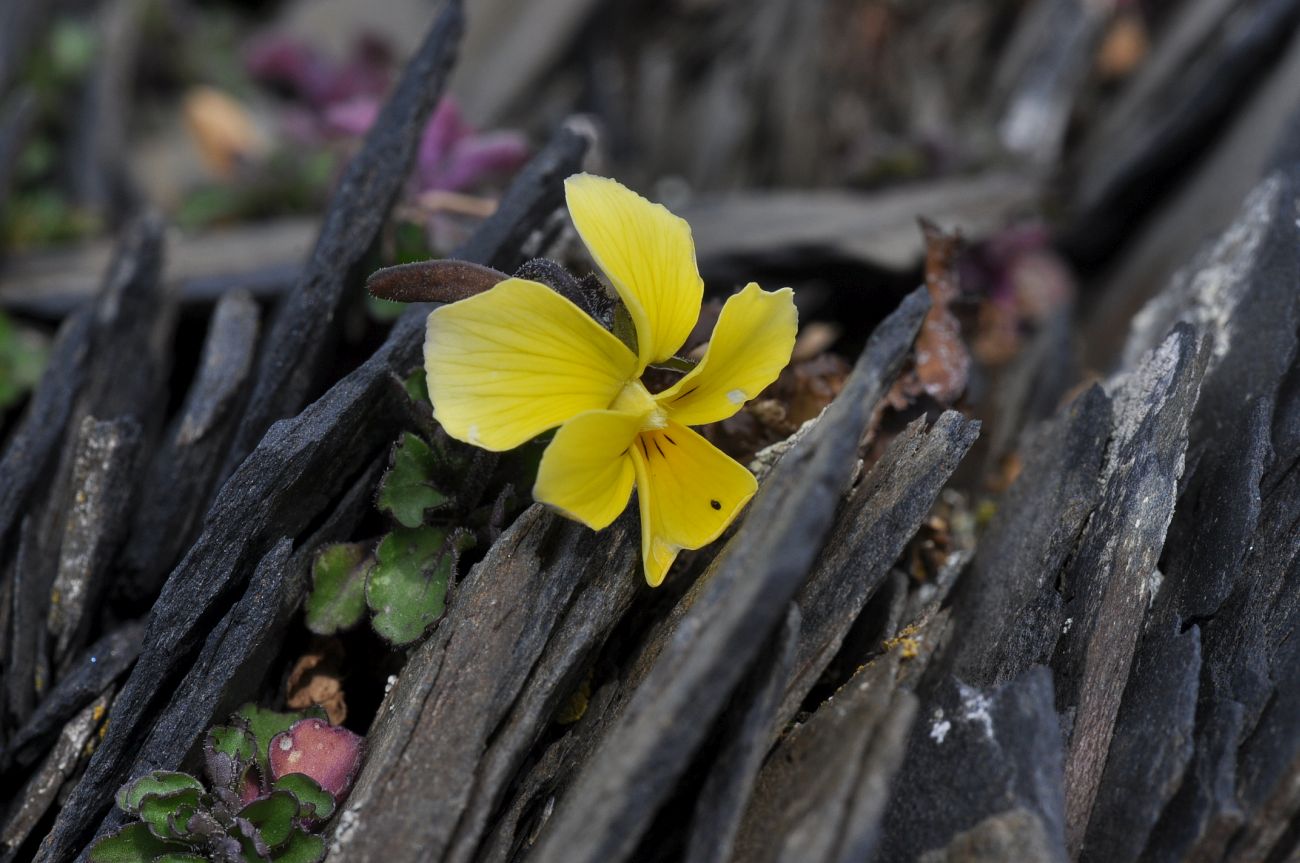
[555,672,592,725]
[50,589,61,606]
[883,630,921,661]
[92,703,106,722]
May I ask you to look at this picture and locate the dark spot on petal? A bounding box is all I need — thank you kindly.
[653,439,666,458]
[710,499,721,510]
[664,434,677,445]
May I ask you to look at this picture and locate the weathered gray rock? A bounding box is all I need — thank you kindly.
[731,655,917,863]
[779,411,980,726]
[119,289,261,600]
[879,666,1068,862]
[1052,325,1205,854]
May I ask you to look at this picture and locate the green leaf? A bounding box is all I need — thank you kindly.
[208,724,257,761]
[367,526,473,645]
[0,310,50,411]
[403,369,429,404]
[238,790,299,848]
[205,724,258,791]
[376,433,452,528]
[272,773,335,821]
[138,788,203,840]
[233,705,324,779]
[304,543,372,636]
[269,830,326,863]
[89,824,189,863]
[116,772,205,817]
[153,855,209,863]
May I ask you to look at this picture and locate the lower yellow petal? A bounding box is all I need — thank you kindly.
[655,283,797,426]
[630,421,758,586]
[424,278,639,451]
[534,410,640,530]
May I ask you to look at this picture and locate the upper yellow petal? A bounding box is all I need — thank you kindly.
[655,283,797,426]
[630,420,757,586]
[533,410,640,530]
[424,278,638,451]
[564,173,703,370]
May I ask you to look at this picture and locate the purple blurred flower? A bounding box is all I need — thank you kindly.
[246,31,529,193]
[415,99,530,193]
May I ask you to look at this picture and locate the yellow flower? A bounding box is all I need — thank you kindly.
[423,174,797,585]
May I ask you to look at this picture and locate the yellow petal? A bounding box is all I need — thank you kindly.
[424,278,638,451]
[564,174,703,369]
[630,421,757,586]
[655,283,797,426]
[533,410,640,530]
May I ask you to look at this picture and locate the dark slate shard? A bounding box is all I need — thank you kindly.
[1129,171,1300,624]
[878,665,1068,863]
[524,288,932,863]
[47,417,142,671]
[1227,622,1300,862]
[917,808,1064,863]
[5,518,49,736]
[683,607,800,863]
[1050,325,1205,853]
[440,520,646,863]
[778,410,979,726]
[731,654,916,863]
[1144,699,1246,863]
[3,620,143,771]
[79,213,172,427]
[936,384,1109,690]
[1062,0,1300,268]
[331,506,640,863]
[119,289,262,601]
[1079,623,1200,863]
[0,308,92,559]
[0,691,110,863]
[1152,376,1300,862]
[223,0,464,471]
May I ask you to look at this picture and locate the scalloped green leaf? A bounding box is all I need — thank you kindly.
[305,543,372,635]
[89,823,190,863]
[269,830,326,863]
[116,772,205,817]
[138,788,203,841]
[366,526,474,645]
[377,433,452,528]
[271,773,335,821]
[238,790,299,848]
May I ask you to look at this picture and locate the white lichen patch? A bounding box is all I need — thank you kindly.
[929,708,951,744]
[957,682,995,740]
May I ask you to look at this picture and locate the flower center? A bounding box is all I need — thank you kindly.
[611,380,668,431]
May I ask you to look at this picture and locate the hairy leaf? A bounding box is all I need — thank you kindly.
[305,543,372,635]
[376,433,452,528]
[367,526,473,645]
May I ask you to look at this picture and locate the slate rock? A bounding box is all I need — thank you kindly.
[778,410,980,727]
[731,655,917,863]
[877,665,1068,863]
